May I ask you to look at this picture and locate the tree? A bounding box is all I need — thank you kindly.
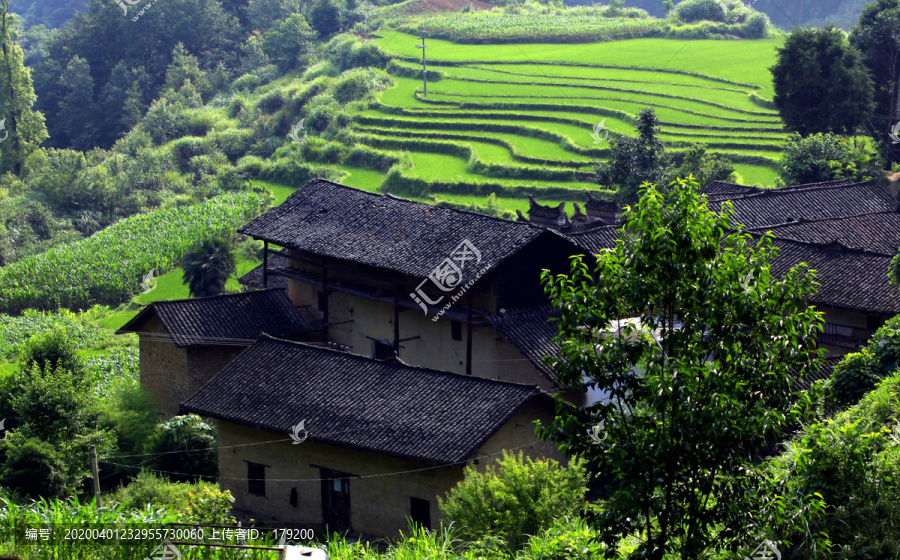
[850,0,900,164]
[244,0,301,32]
[438,451,588,552]
[181,236,236,298]
[539,179,824,559]
[771,26,874,136]
[309,0,344,38]
[57,56,97,150]
[777,132,883,186]
[593,107,673,203]
[0,0,48,175]
[263,13,316,72]
[146,414,218,483]
[674,143,735,188]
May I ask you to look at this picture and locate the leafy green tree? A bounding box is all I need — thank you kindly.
[163,44,211,101]
[146,414,218,483]
[593,107,673,203]
[0,0,48,175]
[850,0,900,164]
[309,0,344,38]
[674,143,735,188]
[771,26,874,136]
[777,132,883,186]
[57,56,97,150]
[181,236,236,298]
[539,179,824,558]
[438,451,587,552]
[263,13,316,72]
[245,0,301,31]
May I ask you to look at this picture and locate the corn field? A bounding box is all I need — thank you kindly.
[0,193,264,315]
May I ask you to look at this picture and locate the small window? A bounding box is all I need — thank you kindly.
[289,487,298,507]
[868,315,886,331]
[317,291,328,311]
[372,339,394,360]
[247,462,266,496]
[451,321,462,341]
[410,497,431,529]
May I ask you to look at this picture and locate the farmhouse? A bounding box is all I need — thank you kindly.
[118,289,314,417]
[180,335,562,538]
[236,179,586,389]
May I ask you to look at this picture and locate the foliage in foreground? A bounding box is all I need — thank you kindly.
[540,180,825,558]
[777,132,883,187]
[0,192,264,314]
[830,315,900,408]
[438,450,587,552]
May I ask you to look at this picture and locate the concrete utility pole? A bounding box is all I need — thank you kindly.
[90,445,101,509]
[416,34,427,97]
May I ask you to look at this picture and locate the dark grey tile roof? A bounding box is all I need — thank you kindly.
[528,196,566,219]
[117,289,313,347]
[749,212,900,256]
[239,179,566,279]
[765,236,900,315]
[565,226,622,254]
[489,306,561,383]
[791,356,842,395]
[239,251,290,291]
[181,335,549,465]
[584,191,620,212]
[706,180,896,228]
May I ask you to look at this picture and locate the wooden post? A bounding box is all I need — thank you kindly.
[466,291,473,375]
[90,445,101,509]
[263,241,269,288]
[393,283,400,357]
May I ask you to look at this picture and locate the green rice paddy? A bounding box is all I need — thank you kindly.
[360,31,787,198]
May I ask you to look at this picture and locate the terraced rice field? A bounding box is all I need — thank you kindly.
[366,32,785,200]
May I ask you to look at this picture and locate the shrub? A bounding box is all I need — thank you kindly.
[0,437,70,500]
[743,12,771,38]
[674,0,728,23]
[830,317,900,407]
[146,415,218,483]
[438,451,587,551]
[520,516,606,560]
[21,327,83,373]
[178,486,236,525]
[110,470,213,512]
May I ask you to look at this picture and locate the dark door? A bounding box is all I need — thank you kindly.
[320,469,352,531]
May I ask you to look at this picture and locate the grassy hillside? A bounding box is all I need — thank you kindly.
[369,32,785,188]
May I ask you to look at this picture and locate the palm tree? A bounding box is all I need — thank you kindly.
[181,237,236,298]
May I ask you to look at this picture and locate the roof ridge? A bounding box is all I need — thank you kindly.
[746,210,899,231]
[258,334,544,390]
[750,232,894,257]
[149,287,283,307]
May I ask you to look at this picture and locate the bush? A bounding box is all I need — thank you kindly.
[674,0,728,23]
[177,486,236,525]
[520,516,606,560]
[21,327,83,375]
[438,451,587,551]
[146,415,218,483]
[110,470,214,512]
[830,317,900,407]
[0,437,70,500]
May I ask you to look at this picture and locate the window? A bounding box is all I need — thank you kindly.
[289,487,298,507]
[410,497,431,529]
[372,338,394,360]
[451,320,462,341]
[317,291,328,311]
[868,315,886,331]
[247,462,266,496]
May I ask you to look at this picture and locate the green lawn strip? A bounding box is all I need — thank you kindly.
[439,66,776,114]
[334,165,388,191]
[430,192,578,214]
[353,124,593,167]
[422,79,780,121]
[732,164,780,187]
[375,33,782,95]
[464,63,753,91]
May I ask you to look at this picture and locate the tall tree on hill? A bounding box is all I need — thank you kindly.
[850,0,900,166]
[592,107,672,204]
[771,26,874,137]
[539,179,826,558]
[0,0,47,176]
[182,237,236,298]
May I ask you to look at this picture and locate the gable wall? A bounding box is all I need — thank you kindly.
[138,316,188,418]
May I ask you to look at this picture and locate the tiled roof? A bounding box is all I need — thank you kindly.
[703,179,855,201]
[528,196,566,219]
[181,335,549,466]
[489,306,562,383]
[239,251,290,291]
[584,191,620,212]
[239,180,566,279]
[748,212,900,256]
[765,236,900,315]
[565,226,622,253]
[706,180,896,228]
[117,289,313,347]
[791,356,841,395]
